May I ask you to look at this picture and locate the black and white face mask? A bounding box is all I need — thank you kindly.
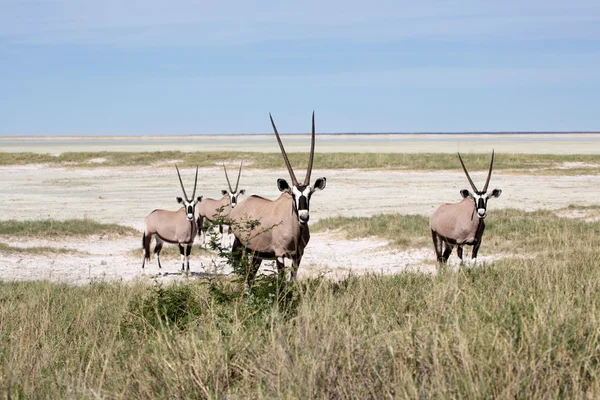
[278,177,327,225]
[177,196,202,221]
[460,189,502,219]
[221,189,246,209]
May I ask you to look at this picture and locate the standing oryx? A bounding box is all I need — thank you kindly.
[430,151,502,266]
[196,162,246,247]
[142,165,203,273]
[229,112,326,283]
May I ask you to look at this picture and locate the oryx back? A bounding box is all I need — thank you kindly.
[229,193,308,259]
[145,208,197,244]
[430,198,480,245]
[196,195,231,223]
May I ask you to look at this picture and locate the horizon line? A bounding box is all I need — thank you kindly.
[2,131,600,138]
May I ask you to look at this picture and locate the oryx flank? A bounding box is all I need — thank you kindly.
[196,162,246,247]
[430,151,502,266]
[142,165,202,273]
[229,112,326,283]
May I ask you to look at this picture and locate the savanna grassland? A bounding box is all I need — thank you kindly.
[2,205,600,398]
[2,150,600,397]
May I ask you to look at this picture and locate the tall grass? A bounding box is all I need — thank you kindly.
[1,209,600,397]
[2,151,600,174]
[1,257,600,397]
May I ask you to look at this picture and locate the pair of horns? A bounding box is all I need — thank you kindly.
[269,111,315,186]
[223,162,243,192]
[175,165,199,201]
[458,150,494,195]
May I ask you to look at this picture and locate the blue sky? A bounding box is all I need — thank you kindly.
[1,0,599,135]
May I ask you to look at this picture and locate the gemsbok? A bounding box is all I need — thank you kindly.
[196,162,246,247]
[142,165,203,273]
[429,151,502,266]
[229,112,326,283]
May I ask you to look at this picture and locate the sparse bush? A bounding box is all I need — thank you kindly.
[127,281,204,331]
[205,211,300,317]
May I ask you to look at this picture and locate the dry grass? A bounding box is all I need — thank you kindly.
[0,219,137,238]
[1,207,600,397]
[2,152,600,174]
[0,242,81,255]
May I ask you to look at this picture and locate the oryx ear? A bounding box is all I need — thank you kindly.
[489,189,502,198]
[277,178,291,193]
[176,197,184,204]
[196,196,203,202]
[239,189,246,195]
[221,189,228,196]
[313,177,326,191]
[460,189,473,199]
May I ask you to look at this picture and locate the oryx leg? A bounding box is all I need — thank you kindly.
[442,242,453,264]
[231,236,243,267]
[219,224,228,248]
[154,237,164,271]
[185,244,192,272]
[457,246,464,264]
[275,257,286,280]
[472,223,486,262]
[221,224,232,248]
[178,244,185,271]
[472,240,482,262]
[248,255,262,283]
[290,256,302,281]
[196,217,205,245]
[431,230,444,266]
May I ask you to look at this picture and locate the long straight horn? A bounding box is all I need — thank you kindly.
[304,111,315,186]
[191,165,199,199]
[235,161,243,192]
[457,153,479,194]
[482,150,495,193]
[223,163,234,192]
[175,165,189,201]
[270,113,298,185]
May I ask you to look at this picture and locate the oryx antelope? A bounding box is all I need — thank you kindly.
[229,112,326,282]
[429,151,502,266]
[142,165,203,273]
[196,162,246,247]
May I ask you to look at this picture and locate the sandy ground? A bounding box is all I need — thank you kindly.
[1,159,599,285]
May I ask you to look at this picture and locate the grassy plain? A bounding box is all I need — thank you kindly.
[1,208,600,397]
[313,207,600,254]
[0,219,137,237]
[2,151,600,174]
[0,219,135,256]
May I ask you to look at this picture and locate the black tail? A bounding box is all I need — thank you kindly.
[142,231,150,268]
